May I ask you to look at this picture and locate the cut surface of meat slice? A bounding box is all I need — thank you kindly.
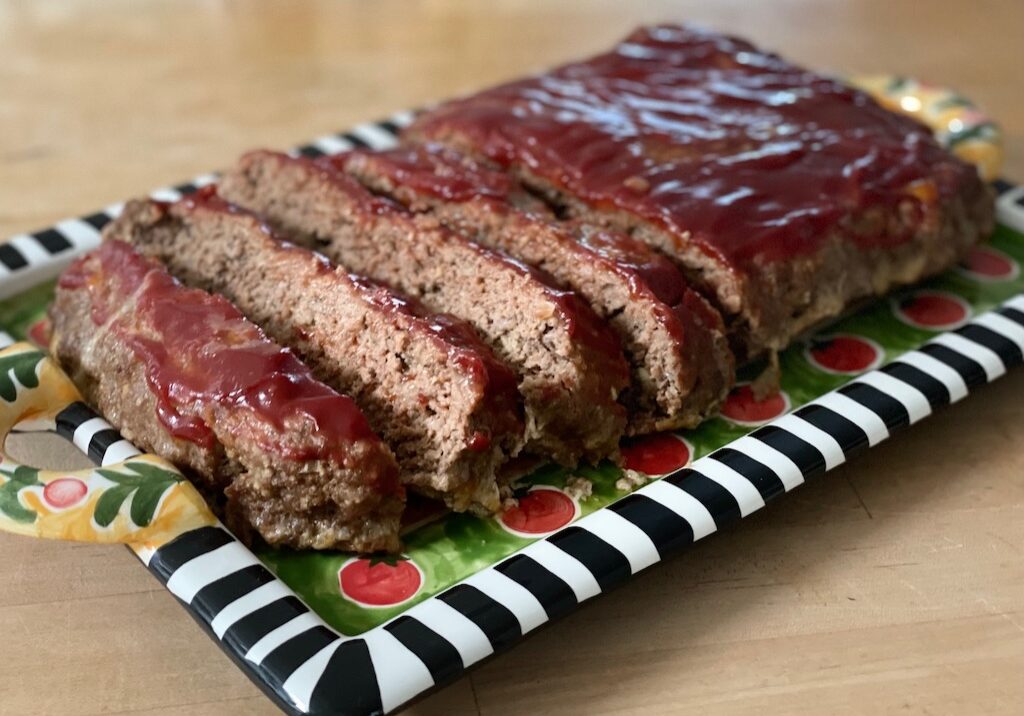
[105,188,525,514]
[340,144,735,433]
[220,151,631,466]
[49,239,403,552]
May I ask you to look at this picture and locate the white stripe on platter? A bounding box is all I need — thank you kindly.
[165,542,262,604]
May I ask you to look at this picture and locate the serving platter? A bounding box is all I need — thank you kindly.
[2,84,1024,715]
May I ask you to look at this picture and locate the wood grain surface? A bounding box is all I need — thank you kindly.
[1,1,1022,714]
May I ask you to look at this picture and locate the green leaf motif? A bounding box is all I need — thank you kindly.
[0,465,42,524]
[94,485,134,528]
[0,350,45,402]
[94,462,183,528]
[129,482,172,527]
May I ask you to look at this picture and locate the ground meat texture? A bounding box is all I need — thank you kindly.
[404,24,996,359]
[48,240,403,553]
[104,189,525,515]
[220,150,630,466]
[340,145,735,434]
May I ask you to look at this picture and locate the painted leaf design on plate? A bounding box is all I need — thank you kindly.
[0,465,43,523]
[94,462,184,528]
[0,350,45,402]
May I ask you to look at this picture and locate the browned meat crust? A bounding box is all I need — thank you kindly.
[105,188,525,514]
[404,24,996,359]
[49,240,403,552]
[340,145,735,433]
[220,150,630,466]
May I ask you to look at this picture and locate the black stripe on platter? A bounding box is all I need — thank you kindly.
[384,616,465,686]
[707,448,786,500]
[260,626,338,688]
[0,243,28,271]
[956,323,1024,368]
[436,584,522,652]
[87,428,123,464]
[33,227,72,254]
[148,526,234,583]
[748,426,826,478]
[221,596,310,656]
[190,564,278,623]
[308,639,383,715]
[296,145,326,158]
[54,401,99,441]
[495,554,578,620]
[880,361,951,409]
[919,343,988,388]
[663,468,742,528]
[838,382,910,432]
[991,178,1015,196]
[173,182,199,195]
[793,404,870,458]
[82,211,114,231]
[997,306,1024,328]
[341,132,371,148]
[376,119,401,136]
[547,526,632,592]
[606,493,695,558]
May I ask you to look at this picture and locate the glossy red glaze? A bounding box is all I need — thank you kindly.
[409,24,984,273]
[64,240,391,476]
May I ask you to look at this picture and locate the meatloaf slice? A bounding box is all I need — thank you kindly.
[49,239,403,552]
[220,150,630,466]
[404,24,996,359]
[340,144,735,434]
[104,188,524,514]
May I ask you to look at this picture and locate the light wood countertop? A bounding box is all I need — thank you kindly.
[1,1,1022,714]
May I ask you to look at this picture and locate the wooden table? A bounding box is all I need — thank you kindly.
[2,1,1022,714]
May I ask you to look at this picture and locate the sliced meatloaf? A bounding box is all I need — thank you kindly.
[49,239,403,552]
[104,187,524,514]
[340,145,735,434]
[404,24,995,359]
[220,150,630,466]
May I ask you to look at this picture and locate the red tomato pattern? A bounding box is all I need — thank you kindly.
[42,478,88,508]
[500,487,578,536]
[895,291,970,330]
[807,334,882,375]
[958,245,1018,281]
[339,558,423,608]
[720,384,789,425]
[621,433,691,475]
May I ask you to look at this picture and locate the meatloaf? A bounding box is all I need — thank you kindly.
[404,24,996,359]
[105,187,524,514]
[220,150,630,466]
[49,239,403,552]
[340,144,735,433]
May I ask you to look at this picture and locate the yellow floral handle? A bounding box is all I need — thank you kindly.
[850,75,1003,181]
[0,342,217,553]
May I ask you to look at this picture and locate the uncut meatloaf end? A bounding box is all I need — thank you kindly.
[219,150,630,466]
[340,145,735,433]
[104,189,525,515]
[403,24,996,360]
[49,239,403,552]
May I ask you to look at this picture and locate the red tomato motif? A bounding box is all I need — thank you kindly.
[894,291,970,330]
[621,433,691,475]
[500,487,578,536]
[42,478,88,508]
[719,384,789,426]
[807,334,883,375]
[958,246,1018,281]
[339,558,423,608]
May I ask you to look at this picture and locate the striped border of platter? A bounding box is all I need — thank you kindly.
[3,114,1024,715]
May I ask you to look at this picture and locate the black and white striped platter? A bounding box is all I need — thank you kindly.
[2,114,1024,715]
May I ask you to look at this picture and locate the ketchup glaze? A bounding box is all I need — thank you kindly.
[408,24,987,272]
